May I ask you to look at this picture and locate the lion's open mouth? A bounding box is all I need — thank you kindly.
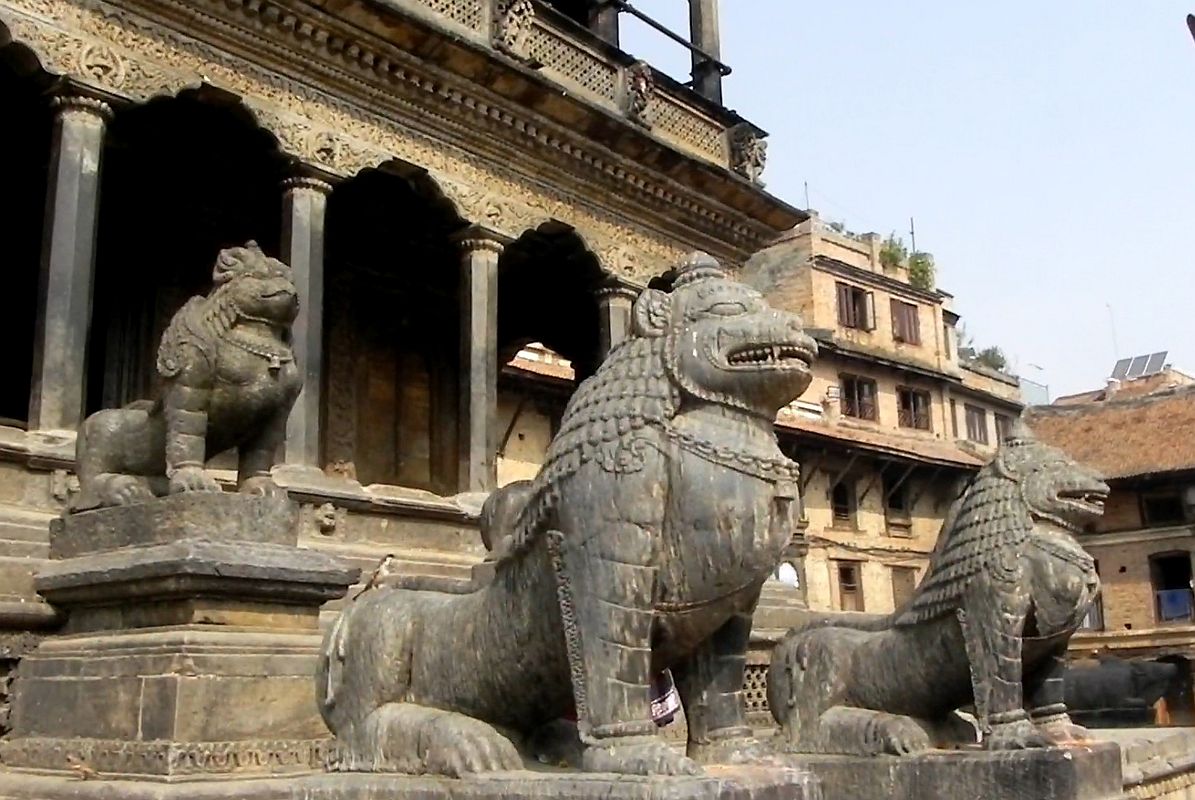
[726,343,812,368]
[1056,489,1108,515]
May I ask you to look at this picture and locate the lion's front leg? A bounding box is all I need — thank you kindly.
[959,576,1049,750]
[676,592,782,766]
[1026,649,1090,744]
[558,521,700,777]
[238,408,287,498]
[163,360,221,496]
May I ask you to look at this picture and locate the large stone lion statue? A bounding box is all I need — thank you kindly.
[73,242,301,510]
[317,252,818,777]
[767,421,1108,756]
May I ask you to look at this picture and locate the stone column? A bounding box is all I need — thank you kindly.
[688,0,723,104]
[590,0,620,46]
[281,176,333,467]
[455,227,507,494]
[596,282,639,362]
[28,95,111,432]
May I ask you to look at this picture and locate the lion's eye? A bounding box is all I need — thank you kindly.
[706,302,746,316]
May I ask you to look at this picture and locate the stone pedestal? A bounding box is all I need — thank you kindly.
[788,742,1124,800]
[0,494,358,781]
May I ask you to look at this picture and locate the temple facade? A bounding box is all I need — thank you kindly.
[0,0,1025,731]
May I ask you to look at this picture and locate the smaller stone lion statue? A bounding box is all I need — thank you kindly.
[73,242,302,510]
[767,421,1108,756]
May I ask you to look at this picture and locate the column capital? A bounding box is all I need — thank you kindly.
[452,224,511,254]
[49,94,113,122]
[282,175,334,196]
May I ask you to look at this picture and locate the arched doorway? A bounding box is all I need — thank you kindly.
[86,87,288,414]
[0,36,53,427]
[321,163,465,493]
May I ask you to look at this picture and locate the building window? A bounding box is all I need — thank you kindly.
[831,480,857,527]
[836,282,875,331]
[964,404,988,444]
[1151,552,1194,624]
[891,300,921,345]
[837,562,864,612]
[840,374,878,421]
[950,398,958,438]
[1142,493,1188,528]
[943,323,952,359]
[995,413,1014,444]
[1079,559,1104,631]
[884,472,913,536]
[891,566,918,610]
[897,387,932,430]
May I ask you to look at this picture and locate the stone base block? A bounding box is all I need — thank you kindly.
[0,765,818,799]
[788,742,1124,800]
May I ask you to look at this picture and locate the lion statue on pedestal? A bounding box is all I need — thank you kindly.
[73,242,302,511]
[317,252,818,777]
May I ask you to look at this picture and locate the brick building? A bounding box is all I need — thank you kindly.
[1028,371,1195,723]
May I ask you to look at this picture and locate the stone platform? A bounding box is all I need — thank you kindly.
[788,742,1125,800]
[0,765,820,800]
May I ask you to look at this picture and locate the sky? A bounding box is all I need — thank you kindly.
[621,2,1195,399]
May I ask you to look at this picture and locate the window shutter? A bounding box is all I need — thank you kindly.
[890,299,901,340]
[837,284,851,326]
[865,292,876,331]
[910,305,920,344]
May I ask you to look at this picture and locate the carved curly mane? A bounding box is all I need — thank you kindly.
[896,464,1034,626]
[156,286,243,378]
[509,334,681,551]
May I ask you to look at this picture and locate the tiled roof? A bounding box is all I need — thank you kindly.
[1026,385,1195,480]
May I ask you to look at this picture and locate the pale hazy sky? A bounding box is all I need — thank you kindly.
[623,3,1195,399]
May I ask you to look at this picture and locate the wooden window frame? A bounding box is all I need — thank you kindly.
[836,282,876,331]
[830,480,857,528]
[896,386,932,431]
[840,374,878,421]
[964,404,989,444]
[837,561,864,612]
[995,413,1013,444]
[891,299,921,345]
[1141,492,1188,528]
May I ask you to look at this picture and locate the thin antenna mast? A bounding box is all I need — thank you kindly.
[804,181,811,210]
[1106,303,1120,359]
[909,217,917,253]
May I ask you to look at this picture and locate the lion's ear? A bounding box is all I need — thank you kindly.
[631,289,671,338]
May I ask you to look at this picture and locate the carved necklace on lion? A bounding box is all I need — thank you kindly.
[223,305,295,372]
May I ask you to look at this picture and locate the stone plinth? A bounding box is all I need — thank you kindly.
[788,742,1124,800]
[0,494,358,781]
[0,764,821,800]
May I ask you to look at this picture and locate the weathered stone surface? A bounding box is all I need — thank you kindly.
[318,254,821,779]
[789,742,1123,800]
[0,764,819,798]
[769,422,1109,756]
[50,493,299,558]
[72,243,301,510]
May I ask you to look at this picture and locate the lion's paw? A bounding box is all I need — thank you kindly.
[872,716,933,756]
[101,475,155,506]
[583,738,703,776]
[169,466,222,495]
[1035,713,1091,745]
[239,475,285,499]
[419,714,522,777]
[689,734,785,766]
[986,718,1051,750]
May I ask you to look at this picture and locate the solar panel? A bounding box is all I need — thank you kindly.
[1144,351,1168,376]
[1110,358,1132,379]
[1126,354,1150,379]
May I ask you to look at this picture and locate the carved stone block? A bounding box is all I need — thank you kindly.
[0,494,358,780]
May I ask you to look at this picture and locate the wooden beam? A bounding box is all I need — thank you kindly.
[883,463,917,504]
[908,467,941,510]
[857,460,889,504]
[826,453,859,495]
[799,448,828,491]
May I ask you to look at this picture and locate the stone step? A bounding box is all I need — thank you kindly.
[0,505,53,555]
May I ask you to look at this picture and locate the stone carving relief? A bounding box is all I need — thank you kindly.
[492,0,535,61]
[0,0,756,280]
[316,253,820,777]
[621,60,653,128]
[728,123,767,186]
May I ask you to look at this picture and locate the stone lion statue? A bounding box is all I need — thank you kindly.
[73,242,301,510]
[768,421,1107,756]
[317,252,818,777]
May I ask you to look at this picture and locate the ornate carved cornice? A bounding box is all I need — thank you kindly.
[49,92,111,120]
[281,176,334,196]
[0,0,794,281]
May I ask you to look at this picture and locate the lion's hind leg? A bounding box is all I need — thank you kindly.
[332,703,522,777]
[73,407,162,509]
[813,707,933,756]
